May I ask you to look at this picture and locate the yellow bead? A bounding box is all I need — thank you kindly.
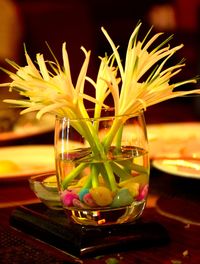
[126,182,139,197]
[89,186,113,206]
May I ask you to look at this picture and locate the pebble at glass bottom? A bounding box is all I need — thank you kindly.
[54,109,150,226]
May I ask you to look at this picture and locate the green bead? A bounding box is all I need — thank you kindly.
[111,188,133,208]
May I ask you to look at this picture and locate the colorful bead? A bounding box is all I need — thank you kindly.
[83,193,97,207]
[61,190,79,207]
[111,188,133,208]
[72,198,86,208]
[79,188,89,201]
[125,182,140,197]
[89,186,113,206]
[136,184,148,201]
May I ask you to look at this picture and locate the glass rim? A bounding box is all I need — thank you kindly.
[55,108,145,122]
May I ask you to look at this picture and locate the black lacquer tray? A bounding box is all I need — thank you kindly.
[10,203,169,257]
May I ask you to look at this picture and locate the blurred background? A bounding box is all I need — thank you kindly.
[0,0,199,123]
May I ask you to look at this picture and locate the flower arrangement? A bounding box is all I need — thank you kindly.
[0,23,199,223]
[1,23,198,117]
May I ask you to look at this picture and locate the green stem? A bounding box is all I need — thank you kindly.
[111,161,131,181]
[115,125,123,150]
[82,174,92,189]
[95,163,110,187]
[103,116,125,150]
[91,164,99,188]
[61,108,121,192]
[104,161,117,191]
[62,162,88,189]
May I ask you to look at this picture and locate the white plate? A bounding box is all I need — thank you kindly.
[0,145,55,181]
[152,159,200,179]
[0,112,55,142]
[147,122,200,160]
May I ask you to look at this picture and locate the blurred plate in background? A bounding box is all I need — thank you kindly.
[152,159,200,179]
[0,112,55,142]
[147,122,200,160]
[0,145,55,181]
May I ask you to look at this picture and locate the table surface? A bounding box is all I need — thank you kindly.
[0,100,200,264]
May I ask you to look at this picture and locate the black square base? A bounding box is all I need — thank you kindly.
[10,203,169,257]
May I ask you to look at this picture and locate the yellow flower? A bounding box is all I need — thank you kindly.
[1,23,199,120]
[1,43,104,120]
[101,23,199,117]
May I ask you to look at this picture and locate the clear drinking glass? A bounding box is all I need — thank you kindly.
[54,109,150,225]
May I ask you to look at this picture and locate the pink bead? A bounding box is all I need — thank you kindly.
[61,191,79,207]
[83,193,97,207]
[136,184,149,201]
[73,198,86,208]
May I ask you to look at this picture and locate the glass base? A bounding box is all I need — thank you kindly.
[40,199,62,210]
[64,200,146,226]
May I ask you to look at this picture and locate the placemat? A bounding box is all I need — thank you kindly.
[10,203,169,257]
[0,225,76,264]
